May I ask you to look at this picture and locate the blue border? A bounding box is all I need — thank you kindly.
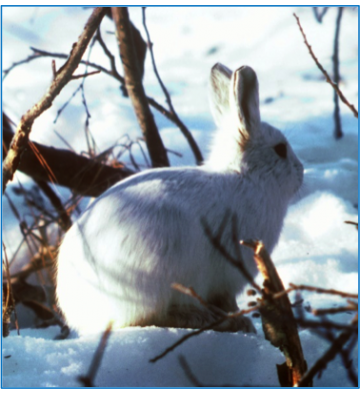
[0,4,360,390]
[0,7,3,388]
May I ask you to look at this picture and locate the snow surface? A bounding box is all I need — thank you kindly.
[1,5,358,389]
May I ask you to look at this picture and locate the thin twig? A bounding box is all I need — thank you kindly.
[297,327,357,387]
[3,113,134,197]
[293,13,358,118]
[78,322,113,387]
[332,7,344,139]
[142,7,203,165]
[201,216,261,293]
[344,220,358,229]
[178,355,204,387]
[2,7,108,193]
[150,299,259,363]
[71,70,101,80]
[149,317,228,363]
[94,27,124,82]
[3,52,43,79]
[289,283,358,299]
[33,179,72,231]
[5,46,202,164]
[172,283,227,318]
[312,303,357,316]
[2,243,20,336]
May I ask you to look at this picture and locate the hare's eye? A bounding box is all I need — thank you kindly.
[273,143,287,159]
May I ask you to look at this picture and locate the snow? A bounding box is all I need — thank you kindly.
[1,5,358,390]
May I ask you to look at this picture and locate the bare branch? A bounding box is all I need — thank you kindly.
[78,322,113,387]
[112,7,169,168]
[312,7,329,23]
[3,113,134,197]
[288,283,358,299]
[293,13,358,119]
[344,220,358,230]
[298,323,358,387]
[332,7,344,139]
[142,7,203,165]
[34,179,72,231]
[149,316,228,363]
[2,243,20,337]
[5,46,203,165]
[71,70,101,80]
[241,240,309,387]
[2,7,108,194]
[312,302,357,316]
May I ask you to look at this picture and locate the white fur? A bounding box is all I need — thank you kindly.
[56,64,303,334]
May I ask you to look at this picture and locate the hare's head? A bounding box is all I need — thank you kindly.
[208,63,303,199]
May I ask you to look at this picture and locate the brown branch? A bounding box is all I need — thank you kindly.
[6,46,203,165]
[288,283,358,299]
[2,243,20,337]
[3,113,134,197]
[171,283,227,318]
[71,70,101,80]
[2,7,108,194]
[142,7,203,165]
[298,325,357,387]
[312,304,357,316]
[293,13,358,119]
[241,240,309,387]
[344,220,358,230]
[34,179,72,231]
[112,7,169,168]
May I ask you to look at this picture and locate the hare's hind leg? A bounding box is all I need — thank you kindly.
[152,304,219,330]
[155,295,255,333]
[207,293,256,333]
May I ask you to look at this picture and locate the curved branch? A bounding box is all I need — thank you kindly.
[3,113,134,197]
[294,13,358,119]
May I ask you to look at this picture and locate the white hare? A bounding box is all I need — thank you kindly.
[56,63,303,335]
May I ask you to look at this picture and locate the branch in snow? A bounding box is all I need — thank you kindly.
[298,319,358,387]
[241,239,309,387]
[79,322,113,387]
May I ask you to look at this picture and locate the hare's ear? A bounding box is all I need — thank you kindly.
[231,66,261,142]
[209,63,232,126]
